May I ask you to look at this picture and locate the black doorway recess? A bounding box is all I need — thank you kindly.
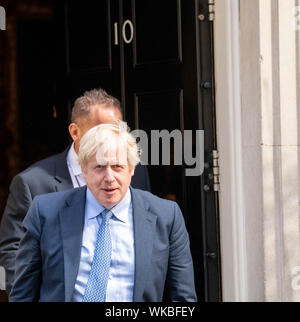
[54,0,221,301]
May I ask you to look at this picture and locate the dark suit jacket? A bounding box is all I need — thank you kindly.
[9,187,196,302]
[0,147,151,293]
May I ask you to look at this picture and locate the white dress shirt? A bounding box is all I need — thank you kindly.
[72,188,135,302]
[66,143,86,187]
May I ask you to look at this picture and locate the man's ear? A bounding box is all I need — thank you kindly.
[68,123,80,141]
[130,166,135,177]
[81,166,87,179]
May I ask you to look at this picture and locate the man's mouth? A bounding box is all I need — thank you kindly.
[103,188,118,193]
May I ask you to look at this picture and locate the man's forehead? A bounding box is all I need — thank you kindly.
[91,105,122,120]
[95,144,128,166]
[78,105,121,129]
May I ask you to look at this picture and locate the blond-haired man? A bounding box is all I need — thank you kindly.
[0,89,150,294]
[10,121,197,302]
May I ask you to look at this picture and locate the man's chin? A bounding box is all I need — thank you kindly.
[99,196,119,209]
[102,201,118,210]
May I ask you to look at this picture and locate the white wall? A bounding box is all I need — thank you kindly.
[214,0,300,301]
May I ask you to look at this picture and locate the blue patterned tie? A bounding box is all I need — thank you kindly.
[83,209,113,302]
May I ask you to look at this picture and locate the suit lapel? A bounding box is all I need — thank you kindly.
[59,186,86,302]
[130,188,157,301]
[54,147,73,192]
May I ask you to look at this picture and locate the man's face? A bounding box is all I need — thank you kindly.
[71,105,123,153]
[82,137,134,209]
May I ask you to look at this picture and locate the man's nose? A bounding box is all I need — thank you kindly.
[104,166,115,182]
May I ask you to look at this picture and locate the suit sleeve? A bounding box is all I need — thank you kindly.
[9,197,42,302]
[0,174,33,294]
[164,202,197,302]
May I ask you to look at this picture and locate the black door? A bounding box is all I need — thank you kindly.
[54,0,221,301]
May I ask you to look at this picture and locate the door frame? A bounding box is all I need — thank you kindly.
[56,0,223,301]
[213,0,249,301]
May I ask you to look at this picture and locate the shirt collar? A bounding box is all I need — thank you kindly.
[86,187,131,223]
[67,143,82,176]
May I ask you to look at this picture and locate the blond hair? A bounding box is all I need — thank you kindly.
[78,120,140,170]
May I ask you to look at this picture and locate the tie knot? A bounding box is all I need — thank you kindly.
[101,209,113,221]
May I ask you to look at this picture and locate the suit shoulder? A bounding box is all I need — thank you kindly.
[131,188,185,234]
[34,187,82,204]
[22,151,67,175]
[10,150,68,184]
[26,188,85,228]
[131,187,178,211]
